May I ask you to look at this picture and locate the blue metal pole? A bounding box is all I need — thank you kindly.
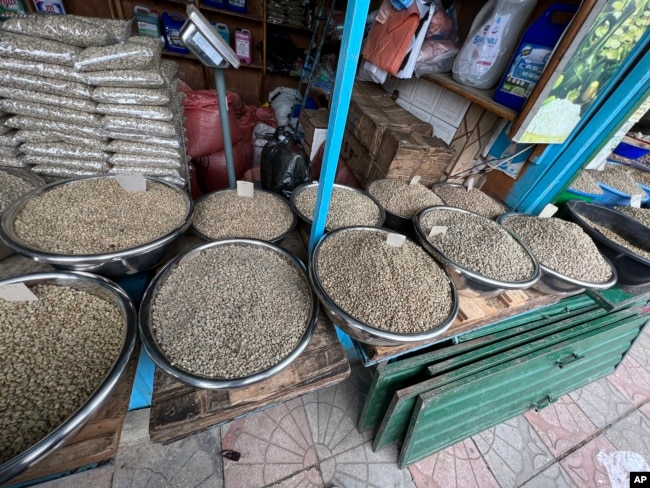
[307,0,371,254]
[214,68,237,188]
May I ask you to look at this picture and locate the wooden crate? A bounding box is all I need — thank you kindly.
[148,314,350,444]
[3,355,137,486]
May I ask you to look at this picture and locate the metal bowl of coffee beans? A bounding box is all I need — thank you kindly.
[566,200,650,286]
[290,182,385,233]
[0,168,46,260]
[0,175,193,276]
[431,183,508,220]
[191,188,296,243]
[0,271,137,485]
[414,206,540,297]
[139,238,319,389]
[499,213,617,296]
[309,226,459,346]
[366,178,444,234]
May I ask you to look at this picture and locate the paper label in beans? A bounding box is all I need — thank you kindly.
[466,176,475,191]
[0,283,38,302]
[429,226,448,237]
[409,176,421,186]
[539,203,558,218]
[386,233,406,247]
[116,174,146,192]
[237,180,254,198]
[631,194,643,208]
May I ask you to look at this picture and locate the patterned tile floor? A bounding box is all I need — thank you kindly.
[3,254,649,488]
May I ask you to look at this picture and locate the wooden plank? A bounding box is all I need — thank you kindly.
[356,293,599,432]
[359,288,562,365]
[5,355,138,486]
[149,315,350,444]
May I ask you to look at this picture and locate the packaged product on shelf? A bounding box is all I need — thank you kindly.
[95,103,174,121]
[74,41,162,72]
[107,140,182,158]
[0,99,102,126]
[0,86,97,112]
[0,32,81,66]
[109,153,182,169]
[0,70,92,99]
[84,69,167,88]
[162,13,189,55]
[0,57,85,83]
[91,86,171,106]
[33,0,66,14]
[0,0,27,14]
[0,14,121,47]
[134,6,161,38]
[20,155,110,171]
[20,142,110,161]
[5,116,108,140]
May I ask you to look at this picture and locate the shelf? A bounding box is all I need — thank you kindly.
[163,49,197,60]
[267,21,313,33]
[199,4,263,22]
[422,73,518,122]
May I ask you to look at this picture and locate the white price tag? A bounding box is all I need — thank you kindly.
[0,283,38,302]
[428,226,448,237]
[386,233,406,247]
[631,194,643,208]
[116,174,146,192]
[237,180,254,198]
[538,203,558,218]
[409,175,421,186]
[466,175,475,191]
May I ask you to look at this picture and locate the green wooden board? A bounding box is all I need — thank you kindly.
[397,315,646,468]
[372,308,637,451]
[357,294,598,432]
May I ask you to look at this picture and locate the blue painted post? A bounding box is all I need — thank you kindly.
[307,0,371,254]
[214,68,237,188]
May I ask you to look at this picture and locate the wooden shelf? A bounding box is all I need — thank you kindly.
[267,21,313,33]
[163,49,197,60]
[422,73,519,122]
[199,4,263,22]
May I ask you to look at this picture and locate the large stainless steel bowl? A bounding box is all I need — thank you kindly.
[309,226,459,346]
[0,175,193,276]
[0,168,46,261]
[498,212,617,296]
[414,206,541,297]
[566,200,650,286]
[289,182,386,233]
[191,188,297,243]
[0,271,137,485]
[139,238,319,389]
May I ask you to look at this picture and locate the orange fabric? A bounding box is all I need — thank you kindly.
[361,0,421,75]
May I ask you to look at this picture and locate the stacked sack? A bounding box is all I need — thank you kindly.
[0,14,188,187]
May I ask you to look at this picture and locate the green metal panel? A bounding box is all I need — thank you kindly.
[397,315,646,468]
[588,283,650,313]
[371,307,634,451]
[357,294,598,432]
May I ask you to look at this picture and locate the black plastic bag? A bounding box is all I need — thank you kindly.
[261,128,311,198]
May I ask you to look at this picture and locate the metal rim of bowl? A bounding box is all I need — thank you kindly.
[497,212,618,291]
[138,238,320,390]
[565,200,650,267]
[366,178,436,221]
[0,167,47,196]
[289,182,386,231]
[0,175,194,267]
[430,182,508,217]
[0,271,137,485]
[413,206,541,291]
[190,187,297,243]
[308,226,460,344]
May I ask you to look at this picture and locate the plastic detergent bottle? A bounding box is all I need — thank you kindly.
[494,3,577,110]
[162,12,189,54]
[213,22,230,44]
[134,6,161,38]
[235,28,252,64]
[452,0,537,90]
[33,0,65,14]
[227,0,247,15]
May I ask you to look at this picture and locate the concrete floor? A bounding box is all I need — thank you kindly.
[26,321,650,488]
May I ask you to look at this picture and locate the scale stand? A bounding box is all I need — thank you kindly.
[180,5,241,188]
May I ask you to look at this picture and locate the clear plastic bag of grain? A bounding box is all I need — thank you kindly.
[108,165,182,178]
[15,130,60,144]
[0,15,120,47]
[101,116,177,138]
[109,153,182,168]
[0,130,21,147]
[0,155,26,167]
[0,99,102,127]
[0,57,85,83]
[74,41,162,73]
[0,115,11,135]
[91,86,171,106]
[0,86,97,113]
[159,175,186,187]
[84,69,166,88]
[95,103,174,121]
[30,166,103,178]
[160,59,178,85]
[66,15,132,41]
[107,140,182,158]
[103,130,182,148]
[432,184,507,220]
[367,178,444,218]
[22,155,109,171]
[0,70,92,99]
[0,146,18,158]
[21,143,110,161]
[6,116,108,141]
[0,31,81,66]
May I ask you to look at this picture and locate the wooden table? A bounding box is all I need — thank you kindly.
[149,313,350,444]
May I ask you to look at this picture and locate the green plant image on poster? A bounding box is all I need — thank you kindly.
[518,0,650,144]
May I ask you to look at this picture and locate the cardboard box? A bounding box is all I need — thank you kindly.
[346,82,432,158]
[340,130,373,186]
[299,109,329,146]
